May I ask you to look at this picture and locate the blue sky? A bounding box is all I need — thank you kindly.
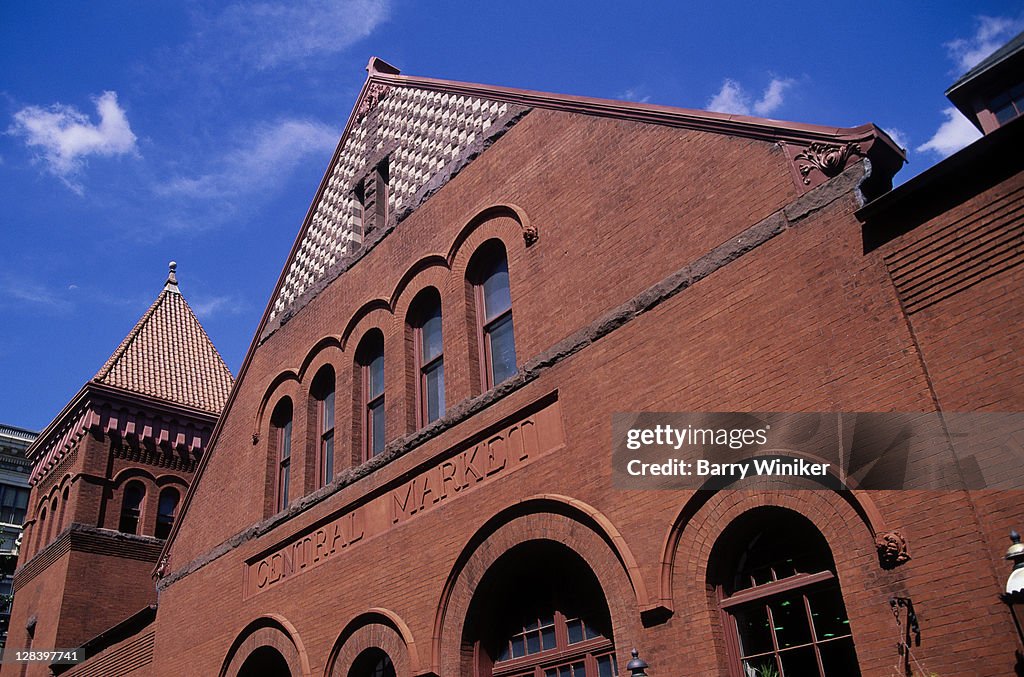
[1,1,1022,431]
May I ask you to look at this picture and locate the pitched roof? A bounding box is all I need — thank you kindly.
[265,58,902,332]
[93,263,234,414]
[947,30,1024,95]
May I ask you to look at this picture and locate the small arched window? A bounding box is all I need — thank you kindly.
[357,330,386,460]
[469,241,516,390]
[119,481,145,535]
[410,288,445,427]
[711,508,861,677]
[271,398,293,512]
[57,486,69,533]
[46,497,58,542]
[155,487,180,539]
[311,366,336,488]
[36,507,46,553]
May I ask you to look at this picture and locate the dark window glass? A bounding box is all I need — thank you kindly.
[413,291,445,426]
[0,486,29,525]
[717,509,861,677]
[472,243,517,390]
[119,483,145,534]
[155,488,179,539]
[312,368,335,487]
[359,332,386,459]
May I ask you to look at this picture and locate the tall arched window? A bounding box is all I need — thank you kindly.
[469,241,516,390]
[119,481,145,535]
[155,487,180,539]
[35,507,46,553]
[46,497,57,542]
[271,398,293,511]
[357,331,386,460]
[57,486,69,533]
[710,508,860,677]
[311,366,336,488]
[466,542,617,677]
[410,288,445,427]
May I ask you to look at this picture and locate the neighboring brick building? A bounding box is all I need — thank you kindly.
[3,265,233,676]
[0,424,35,652]
[10,34,1024,676]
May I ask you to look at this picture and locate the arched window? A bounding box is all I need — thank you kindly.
[311,366,336,487]
[469,241,516,390]
[410,288,445,427]
[239,645,291,677]
[349,648,396,677]
[356,331,386,460]
[155,487,180,539]
[271,398,294,511]
[57,486,69,533]
[466,542,617,677]
[46,497,57,542]
[35,507,46,553]
[119,481,145,535]
[710,508,860,677]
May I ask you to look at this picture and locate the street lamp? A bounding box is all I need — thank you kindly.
[626,648,649,676]
[1001,531,1024,668]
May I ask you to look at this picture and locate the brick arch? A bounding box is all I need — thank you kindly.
[663,487,883,676]
[446,204,535,267]
[657,483,887,611]
[324,608,418,677]
[431,496,645,676]
[220,614,311,677]
[389,255,450,311]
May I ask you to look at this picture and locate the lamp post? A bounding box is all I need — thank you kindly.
[1002,531,1024,653]
[626,648,649,676]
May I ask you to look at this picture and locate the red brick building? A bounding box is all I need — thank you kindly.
[9,35,1024,676]
[5,265,232,676]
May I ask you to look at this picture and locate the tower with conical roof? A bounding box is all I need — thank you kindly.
[3,263,233,674]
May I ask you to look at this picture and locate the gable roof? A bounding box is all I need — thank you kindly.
[158,57,904,570]
[93,263,234,414]
[265,58,904,336]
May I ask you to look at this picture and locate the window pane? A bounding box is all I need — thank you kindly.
[420,305,443,362]
[371,400,385,456]
[280,420,292,460]
[807,588,852,641]
[488,314,516,384]
[424,360,445,423]
[280,464,289,510]
[322,390,335,432]
[541,625,556,651]
[323,433,334,481]
[596,655,617,677]
[482,257,511,321]
[770,595,812,649]
[742,655,779,677]
[567,618,584,644]
[779,645,820,677]
[817,637,861,677]
[369,352,384,398]
[734,604,774,657]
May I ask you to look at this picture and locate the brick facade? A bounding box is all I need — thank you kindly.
[10,60,1024,676]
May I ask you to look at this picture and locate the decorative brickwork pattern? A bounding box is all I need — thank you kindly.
[272,86,510,321]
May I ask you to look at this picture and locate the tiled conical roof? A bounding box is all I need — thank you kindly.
[93,263,234,413]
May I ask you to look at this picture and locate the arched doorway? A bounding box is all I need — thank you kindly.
[237,645,291,676]
[709,507,860,677]
[462,540,618,677]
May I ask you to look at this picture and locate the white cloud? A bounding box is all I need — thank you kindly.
[189,294,248,319]
[917,107,982,158]
[619,87,651,104]
[159,118,338,200]
[0,278,72,313]
[881,127,910,152]
[9,91,138,189]
[945,15,1024,73]
[707,77,794,116]
[204,0,391,70]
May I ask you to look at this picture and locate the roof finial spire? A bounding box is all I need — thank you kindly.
[164,261,180,293]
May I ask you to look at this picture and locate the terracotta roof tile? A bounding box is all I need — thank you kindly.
[93,274,234,413]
